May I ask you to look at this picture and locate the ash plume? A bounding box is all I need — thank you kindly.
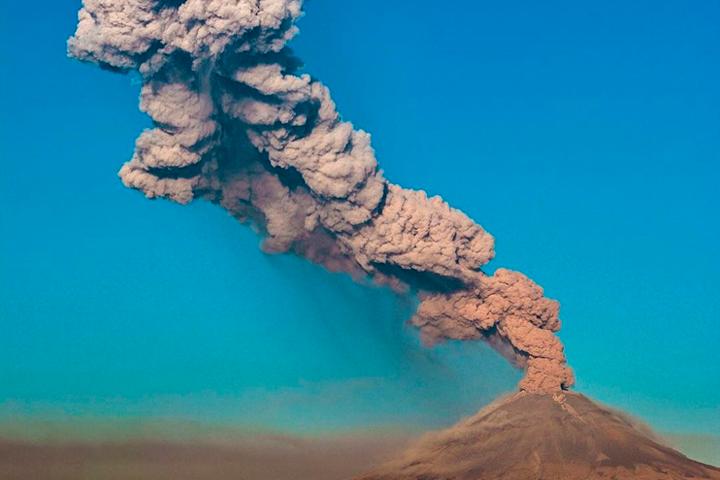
[68,0,573,393]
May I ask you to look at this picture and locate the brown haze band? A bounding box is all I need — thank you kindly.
[68,0,573,393]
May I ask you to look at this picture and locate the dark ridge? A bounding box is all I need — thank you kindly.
[284,98,321,138]
[147,161,203,179]
[192,133,220,154]
[372,264,466,294]
[221,47,304,74]
[215,74,285,105]
[481,327,529,369]
[271,164,307,191]
[212,58,321,140]
[155,122,180,135]
[225,130,310,192]
[98,62,131,74]
[372,182,389,217]
[154,0,185,9]
[234,95,320,140]
[133,40,164,66]
[151,50,195,84]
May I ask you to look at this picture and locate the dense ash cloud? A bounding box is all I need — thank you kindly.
[69,0,573,393]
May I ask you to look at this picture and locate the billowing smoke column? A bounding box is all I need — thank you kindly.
[69,0,573,394]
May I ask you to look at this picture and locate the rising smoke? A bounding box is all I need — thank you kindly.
[68,0,573,393]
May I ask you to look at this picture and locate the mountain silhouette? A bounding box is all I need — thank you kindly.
[356,392,720,480]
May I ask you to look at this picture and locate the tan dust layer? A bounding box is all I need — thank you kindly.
[0,433,411,480]
[356,392,720,480]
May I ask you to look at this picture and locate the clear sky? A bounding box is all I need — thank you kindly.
[1,0,718,462]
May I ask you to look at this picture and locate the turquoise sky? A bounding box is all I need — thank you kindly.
[1,0,718,462]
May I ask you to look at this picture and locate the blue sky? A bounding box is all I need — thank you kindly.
[1,0,718,461]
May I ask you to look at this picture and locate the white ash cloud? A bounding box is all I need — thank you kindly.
[69,0,573,394]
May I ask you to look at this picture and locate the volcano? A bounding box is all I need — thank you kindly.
[355,392,720,480]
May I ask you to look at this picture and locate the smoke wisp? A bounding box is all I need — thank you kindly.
[68,0,573,393]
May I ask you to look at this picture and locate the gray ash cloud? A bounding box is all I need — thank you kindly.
[68,0,573,393]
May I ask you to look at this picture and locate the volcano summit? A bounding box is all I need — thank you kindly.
[356,393,720,480]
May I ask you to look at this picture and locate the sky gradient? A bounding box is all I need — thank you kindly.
[1,0,718,464]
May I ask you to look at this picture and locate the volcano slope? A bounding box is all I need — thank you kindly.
[355,392,720,480]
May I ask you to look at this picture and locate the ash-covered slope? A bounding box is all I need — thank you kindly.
[356,392,720,480]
